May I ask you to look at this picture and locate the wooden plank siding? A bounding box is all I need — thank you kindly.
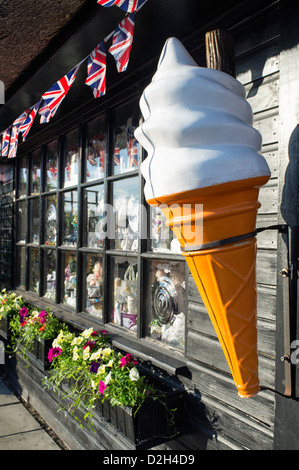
[183,4,281,449]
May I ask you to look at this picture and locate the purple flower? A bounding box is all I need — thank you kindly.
[48,347,62,363]
[89,361,101,374]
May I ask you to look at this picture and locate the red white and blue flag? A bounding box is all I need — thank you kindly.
[97,0,147,13]
[109,13,135,72]
[19,100,41,140]
[8,126,19,159]
[114,146,120,166]
[39,63,81,122]
[1,128,11,157]
[85,41,107,98]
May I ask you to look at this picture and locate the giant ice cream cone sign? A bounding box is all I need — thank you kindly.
[135,37,271,398]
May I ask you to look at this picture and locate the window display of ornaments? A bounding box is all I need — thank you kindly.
[46,204,57,245]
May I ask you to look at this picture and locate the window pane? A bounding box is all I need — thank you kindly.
[29,248,39,293]
[64,129,79,188]
[19,156,27,197]
[85,255,103,319]
[46,140,59,191]
[86,117,106,182]
[17,200,27,242]
[30,148,41,195]
[145,260,186,351]
[150,206,182,253]
[113,101,141,175]
[17,246,26,289]
[63,252,77,309]
[45,195,57,246]
[43,249,56,301]
[29,198,40,244]
[84,184,105,249]
[62,191,78,246]
[113,177,139,251]
[111,257,138,332]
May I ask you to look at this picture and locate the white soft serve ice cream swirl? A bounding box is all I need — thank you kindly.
[134,37,271,201]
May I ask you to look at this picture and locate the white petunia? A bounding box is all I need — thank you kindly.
[129,368,139,381]
[81,327,94,338]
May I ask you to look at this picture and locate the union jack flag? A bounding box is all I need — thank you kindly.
[97,0,147,13]
[8,126,19,159]
[13,108,30,130]
[85,41,106,98]
[1,128,11,157]
[19,100,41,141]
[109,13,135,72]
[39,63,81,122]
[114,146,120,166]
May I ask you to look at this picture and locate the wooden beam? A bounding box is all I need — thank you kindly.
[205,29,236,77]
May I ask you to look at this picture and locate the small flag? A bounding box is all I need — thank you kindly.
[13,109,30,130]
[19,100,41,140]
[1,128,11,157]
[97,0,147,13]
[114,146,120,166]
[85,42,106,98]
[8,126,19,159]
[39,63,81,122]
[109,13,135,72]
[39,99,52,124]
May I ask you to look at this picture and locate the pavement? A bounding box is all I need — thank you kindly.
[0,376,66,450]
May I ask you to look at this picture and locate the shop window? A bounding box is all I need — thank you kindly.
[17,200,27,243]
[29,248,40,293]
[113,102,141,175]
[16,246,26,289]
[44,195,57,246]
[14,97,186,358]
[62,251,77,308]
[43,249,56,301]
[145,260,186,351]
[30,148,41,195]
[86,116,106,182]
[29,198,40,244]
[18,155,28,197]
[46,140,59,191]
[64,129,79,188]
[110,257,138,333]
[62,190,78,246]
[113,177,139,251]
[84,184,105,249]
[84,255,103,320]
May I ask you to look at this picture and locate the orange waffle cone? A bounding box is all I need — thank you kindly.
[147,175,270,398]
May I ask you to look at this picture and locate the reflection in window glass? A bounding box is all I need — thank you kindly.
[30,149,41,195]
[29,248,39,293]
[113,177,139,251]
[46,140,58,191]
[146,260,185,351]
[111,257,138,332]
[85,255,103,319]
[29,198,40,244]
[17,246,26,289]
[45,195,57,245]
[43,249,56,301]
[64,129,79,188]
[113,102,141,175]
[86,117,106,182]
[84,184,105,248]
[151,206,181,253]
[63,252,77,308]
[17,200,27,242]
[63,191,78,246]
[19,156,27,197]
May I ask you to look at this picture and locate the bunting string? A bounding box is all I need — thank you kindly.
[0,0,148,158]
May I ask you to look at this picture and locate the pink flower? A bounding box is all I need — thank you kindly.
[99,380,107,395]
[38,310,48,324]
[48,347,62,363]
[119,357,127,368]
